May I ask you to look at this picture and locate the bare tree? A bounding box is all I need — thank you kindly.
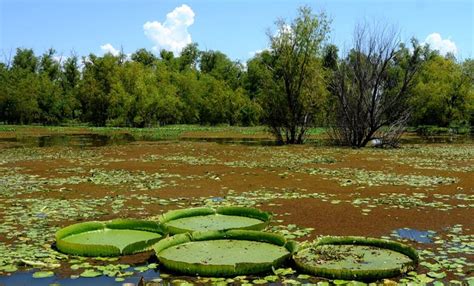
[329,23,426,147]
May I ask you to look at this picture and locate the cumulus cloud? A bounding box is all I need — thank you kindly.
[53,55,67,63]
[143,4,195,55]
[248,48,270,57]
[422,33,457,55]
[100,43,120,56]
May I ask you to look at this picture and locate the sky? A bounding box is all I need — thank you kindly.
[0,0,472,62]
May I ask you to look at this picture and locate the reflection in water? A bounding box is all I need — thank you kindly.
[396,228,434,243]
[0,133,136,148]
[0,132,471,148]
[0,269,158,286]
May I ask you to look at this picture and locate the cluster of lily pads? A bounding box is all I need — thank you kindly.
[50,206,419,284]
[1,138,473,285]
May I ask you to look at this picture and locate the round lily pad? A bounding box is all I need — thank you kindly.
[159,206,271,234]
[154,230,297,276]
[55,219,164,257]
[293,236,419,281]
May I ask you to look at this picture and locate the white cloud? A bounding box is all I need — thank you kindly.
[53,55,67,63]
[248,48,270,57]
[422,33,457,55]
[143,4,195,55]
[100,43,120,56]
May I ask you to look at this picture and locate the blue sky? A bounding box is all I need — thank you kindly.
[0,0,472,62]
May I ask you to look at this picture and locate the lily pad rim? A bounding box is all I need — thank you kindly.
[159,206,272,234]
[55,219,165,257]
[293,236,419,281]
[153,229,298,276]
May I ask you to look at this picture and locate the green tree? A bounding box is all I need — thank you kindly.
[410,55,473,127]
[174,69,203,124]
[12,48,38,73]
[258,6,330,144]
[78,54,121,125]
[39,48,61,81]
[1,48,41,123]
[200,50,243,90]
[179,43,200,71]
[131,48,158,67]
[59,55,81,120]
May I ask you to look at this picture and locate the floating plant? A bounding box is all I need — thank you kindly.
[154,230,297,276]
[55,219,164,257]
[293,236,419,281]
[159,206,271,234]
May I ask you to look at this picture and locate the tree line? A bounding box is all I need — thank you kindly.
[0,6,472,146]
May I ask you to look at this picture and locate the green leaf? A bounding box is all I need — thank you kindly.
[80,269,102,278]
[427,272,447,279]
[32,271,55,278]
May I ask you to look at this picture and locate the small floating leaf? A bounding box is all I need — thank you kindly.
[32,271,54,278]
[80,269,102,278]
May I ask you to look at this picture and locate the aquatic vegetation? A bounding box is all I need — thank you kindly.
[55,219,164,256]
[202,188,333,208]
[160,206,271,234]
[154,230,297,276]
[306,167,458,187]
[294,236,418,281]
[0,130,472,284]
[389,224,474,284]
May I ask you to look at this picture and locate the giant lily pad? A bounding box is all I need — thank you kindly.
[159,206,271,234]
[55,219,164,257]
[293,236,419,281]
[154,230,297,276]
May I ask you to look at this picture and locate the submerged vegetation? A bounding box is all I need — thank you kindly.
[0,126,472,284]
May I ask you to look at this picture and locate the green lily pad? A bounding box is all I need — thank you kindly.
[427,271,447,279]
[80,269,102,277]
[293,236,418,281]
[264,275,279,282]
[160,207,271,234]
[55,219,164,256]
[63,229,161,251]
[0,265,18,272]
[154,230,295,276]
[32,271,55,278]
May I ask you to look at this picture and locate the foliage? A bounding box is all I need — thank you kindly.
[252,6,330,144]
[410,54,474,127]
[0,45,256,127]
[293,236,418,281]
[55,219,164,257]
[0,5,471,144]
[159,206,271,234]
[154,230,294,277]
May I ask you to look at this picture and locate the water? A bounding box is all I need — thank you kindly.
[0,132,471,149]
[400,134,474,144]
[180,137,280,146]
[0,269,158,286]
[395,228,434,243]
[0,133,135,148]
